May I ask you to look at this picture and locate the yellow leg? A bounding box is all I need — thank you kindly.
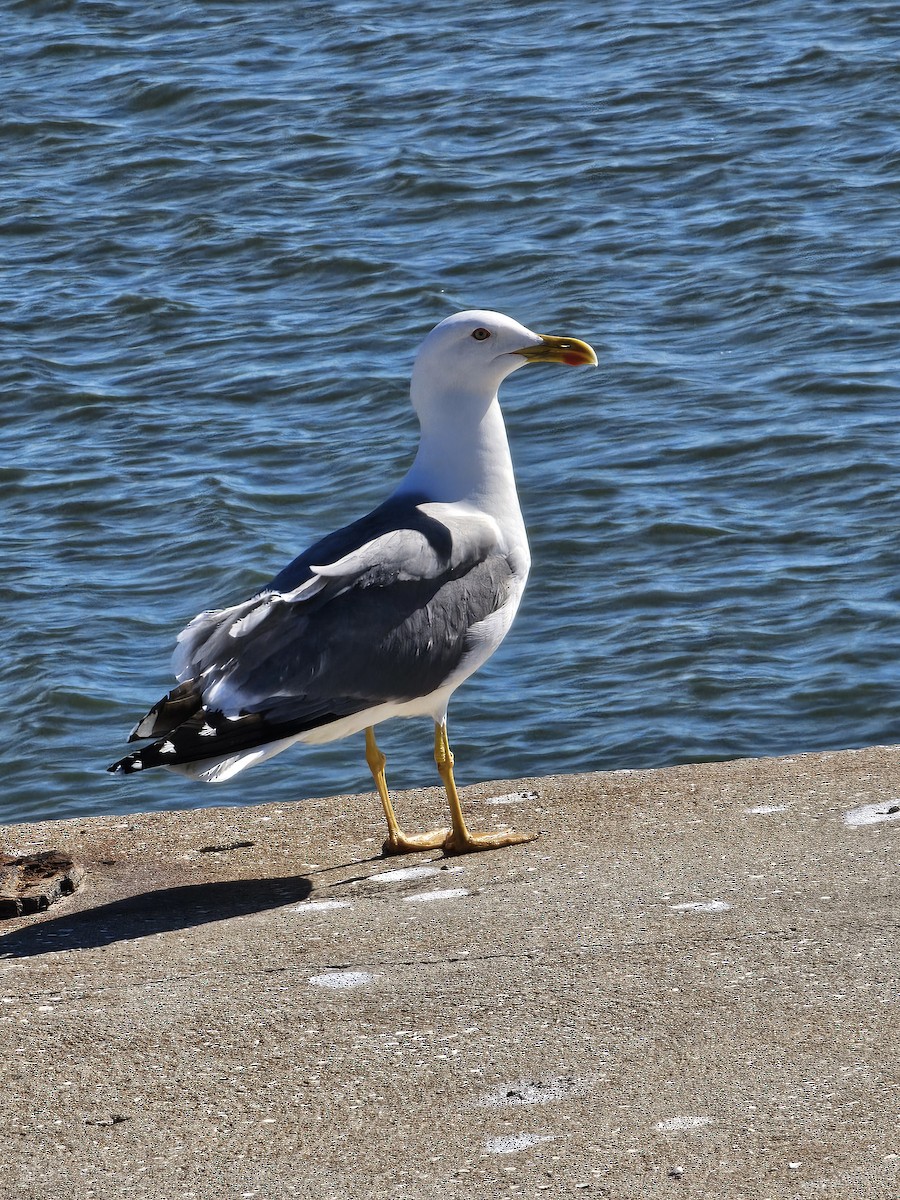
[365,727,449,855]
[434,721,538,855]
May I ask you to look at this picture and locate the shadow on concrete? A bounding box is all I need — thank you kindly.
[0,874,313,958]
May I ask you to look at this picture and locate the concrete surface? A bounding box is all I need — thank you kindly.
[1,745,898,1199]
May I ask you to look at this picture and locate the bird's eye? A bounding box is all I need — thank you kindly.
[471,327,491,341]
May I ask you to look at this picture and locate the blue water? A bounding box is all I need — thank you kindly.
[4,1,900,825]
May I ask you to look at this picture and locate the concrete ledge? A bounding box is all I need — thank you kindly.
[1,746,899,1198]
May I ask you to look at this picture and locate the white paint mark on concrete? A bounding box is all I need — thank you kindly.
[373,865,441,883]
[844,801,900,828]
[485,790,539,806]
[484,1133,556,1154]
[745,803,787,814]
[480,1078,581,1108]
[654,1115,711,1132]
[308,970,374,990]
[670,900,732,914]
[290,900,352,913]
[403,887,469,904]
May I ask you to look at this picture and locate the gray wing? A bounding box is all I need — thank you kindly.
[109,499,520,775]
[174,501,512,725]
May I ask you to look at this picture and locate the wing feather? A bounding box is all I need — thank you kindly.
[115,498,516,774]
[183,504,508,719]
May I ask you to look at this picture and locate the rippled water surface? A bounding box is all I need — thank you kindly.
[4,1,900,824]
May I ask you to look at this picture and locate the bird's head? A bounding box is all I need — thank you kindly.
[410,310,597,422]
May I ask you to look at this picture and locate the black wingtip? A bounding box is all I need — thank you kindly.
[107,754,144,775]
[127,680,204,741]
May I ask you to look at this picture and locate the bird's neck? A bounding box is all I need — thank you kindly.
[400,395,523,521]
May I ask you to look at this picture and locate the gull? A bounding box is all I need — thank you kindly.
[109,310,597,854]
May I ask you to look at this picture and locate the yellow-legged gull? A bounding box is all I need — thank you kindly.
[108,310,597,854]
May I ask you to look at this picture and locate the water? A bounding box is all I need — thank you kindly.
[3,0,900,825]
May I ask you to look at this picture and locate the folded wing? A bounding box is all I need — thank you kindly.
[109,498,515,776]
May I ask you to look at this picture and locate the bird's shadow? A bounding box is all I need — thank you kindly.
[0,873,315,959]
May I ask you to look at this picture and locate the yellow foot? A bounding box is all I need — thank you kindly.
[441,828,539,856]
[382,827,452,856]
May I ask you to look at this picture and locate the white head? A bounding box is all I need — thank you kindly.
[409,309,597,424]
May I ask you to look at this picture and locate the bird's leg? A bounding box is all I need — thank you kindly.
[365,727,449,855]
[434,721,538,855]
